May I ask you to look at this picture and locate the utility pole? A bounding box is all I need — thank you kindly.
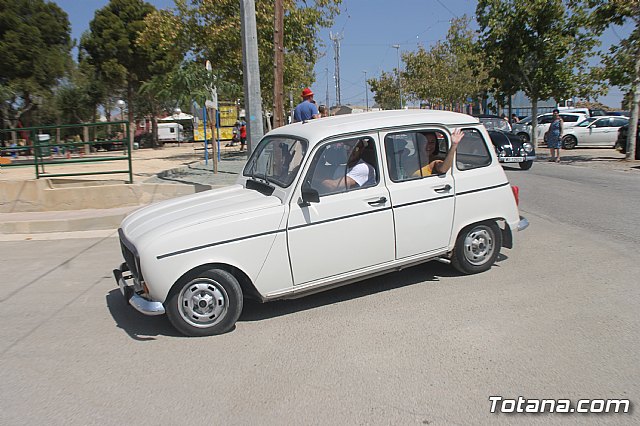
[272,0,284,129]
[392,44,403,109]
[325,67,330,113]
[330,32,343,106]
[363,70,369,111]
[240,0,264,154]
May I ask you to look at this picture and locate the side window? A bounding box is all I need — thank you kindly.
[611,118,628,127]
[456,128,492,171]
[561,114,580,123]
[384,130,448,182]
[538,115,554,124]
[594,118,611,128]
[304,136,378,197]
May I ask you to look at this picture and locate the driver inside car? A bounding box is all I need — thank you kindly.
[320,138,376,191]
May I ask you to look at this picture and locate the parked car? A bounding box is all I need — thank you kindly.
[513,112,588,144]
[614,121,640,159]
[487,130,536,170]
[476,114,512,132]
[562,116,629,149]
[114,110,529,336]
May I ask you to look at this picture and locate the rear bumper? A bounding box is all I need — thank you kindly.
[113,263,165,316]
[517,216,529,232]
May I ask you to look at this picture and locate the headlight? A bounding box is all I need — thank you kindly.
[522,143,533,153]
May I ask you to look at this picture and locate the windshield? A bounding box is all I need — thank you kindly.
[480,117,511,132]
[243,136,308,188]
[576,118,597,127]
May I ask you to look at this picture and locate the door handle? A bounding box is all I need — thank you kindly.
[367,197,387,206]
[433,184,452,193]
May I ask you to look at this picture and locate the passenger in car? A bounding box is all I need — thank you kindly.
[321,138,376,190]
[413,128,463,176]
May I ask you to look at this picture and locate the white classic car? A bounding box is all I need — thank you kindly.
[114,110,529,336]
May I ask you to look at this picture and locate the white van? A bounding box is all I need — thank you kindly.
[157,122,184,144]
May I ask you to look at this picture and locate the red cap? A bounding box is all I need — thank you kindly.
[301,87,314,98]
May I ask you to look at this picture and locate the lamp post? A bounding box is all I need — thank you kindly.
[116,99,128,150]
[205,60,218,173]
[363,70,369,111]
[392,44,403,109]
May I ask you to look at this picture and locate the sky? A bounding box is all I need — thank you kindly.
[55,0,634,110]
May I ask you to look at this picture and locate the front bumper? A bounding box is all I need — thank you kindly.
[113,263,165,316]
[499,155,536,163]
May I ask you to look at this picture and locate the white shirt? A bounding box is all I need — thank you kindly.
[346,159,375,187]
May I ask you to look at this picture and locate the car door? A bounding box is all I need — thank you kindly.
[381,129,455,259]
[287,134,395,285]
[583,118,611,146]
[535,114,554,144]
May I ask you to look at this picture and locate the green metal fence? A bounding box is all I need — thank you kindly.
[0,121,133,183]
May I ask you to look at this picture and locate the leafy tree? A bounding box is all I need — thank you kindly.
[576,0,639,159]
[79,0,158,146]
[0,0,72,129]
[368,71,402,110]
[137,0,341,112]
[402,16,489,112]
[477,0,599,148]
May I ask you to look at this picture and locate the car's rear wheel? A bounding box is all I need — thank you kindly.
[517,133,530,143]
[519,160,533,170]
[166,268,243,337]
[451,222,502,274]
[563,135,577,149]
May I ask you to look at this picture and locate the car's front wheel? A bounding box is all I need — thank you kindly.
[563,135,578,149]
[519,160,533,170]
[451,222,502,274]
[166,268,243,337]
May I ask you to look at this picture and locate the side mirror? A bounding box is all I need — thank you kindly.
[299,186,320,205]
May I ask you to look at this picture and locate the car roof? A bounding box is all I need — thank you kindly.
[267,109,480,142]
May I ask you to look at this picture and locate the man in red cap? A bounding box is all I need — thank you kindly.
[293,87,320,122]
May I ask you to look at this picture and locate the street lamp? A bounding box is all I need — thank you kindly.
[116,99,126,121]
[363,70,369,111]
[392,44,403,109]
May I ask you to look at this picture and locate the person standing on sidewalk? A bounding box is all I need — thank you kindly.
[547,109,564,162]
[293,88,320,122]
[239,121,247,151]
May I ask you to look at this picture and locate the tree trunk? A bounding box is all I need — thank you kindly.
[127,83,135,152]
[531,99,539,150]
[626,48,640,161]
[272,0,284,129]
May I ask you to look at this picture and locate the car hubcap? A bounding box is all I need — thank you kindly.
[178,278,228,328]
[463,226,494,266]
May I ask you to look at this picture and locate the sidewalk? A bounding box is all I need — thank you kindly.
[0,143,248,237]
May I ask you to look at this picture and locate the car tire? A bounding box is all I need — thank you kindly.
[517,133,530,143]
[451,222,502,275]
[519,160,533,170]
[563,135,577,150]
[166,268,243,337]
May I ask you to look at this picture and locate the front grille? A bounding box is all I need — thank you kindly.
[118,229,142,283]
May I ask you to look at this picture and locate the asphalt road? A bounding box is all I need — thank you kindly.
[1,162,639,425]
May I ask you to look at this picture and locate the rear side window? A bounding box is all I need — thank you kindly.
[611,118,628,127]
[384,130,448,182]
[456,129,492,171]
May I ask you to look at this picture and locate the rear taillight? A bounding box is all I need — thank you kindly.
[511,185,520,206]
